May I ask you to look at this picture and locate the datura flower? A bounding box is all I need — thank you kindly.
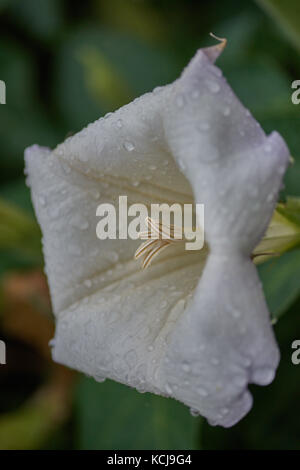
[25,38,290,427]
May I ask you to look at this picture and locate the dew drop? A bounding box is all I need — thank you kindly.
[231,309,241,319]
[264,144,272,153]
[123,141,135,152]
[190,408,200,417]
[116,119,123,129]
[39,196,47,207]
[125,349,137,367]
[176,94,185,108]
[197,387,208,397]
[182,362,190,373]
[199,122,211,131]
[223,106,231,116]
[107,251,119,263]
[211,357,220,366]
[206,80,220,94]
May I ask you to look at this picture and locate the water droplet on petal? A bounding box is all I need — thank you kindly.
[223,106,231,116]
[123,141,135,152]
[39,196,47,207]
[182,362,190,373]
[264,144,272,153]
[206,80,220,94]
[190,408,200,417]
[84,279,92,288]
[116,119,123,129]
[199,122,211,131]
[211,357,220,366]
[197,387,208,397]
[176,94,185,108]
[125,349,137,367]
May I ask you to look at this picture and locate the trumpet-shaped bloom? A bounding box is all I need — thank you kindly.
[25,40,290,427]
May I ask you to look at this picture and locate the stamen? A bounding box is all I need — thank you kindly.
[134,217,185,269]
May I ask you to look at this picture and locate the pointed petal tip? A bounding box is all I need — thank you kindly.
[203,32,227,63]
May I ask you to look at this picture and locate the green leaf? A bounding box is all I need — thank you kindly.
[0,198,42,260]
[8,0,63,41]
[259,249,300,320]
[277,196,300,227]
[256,0,300,51]
[75,377,201,450]
[55,27,178,131]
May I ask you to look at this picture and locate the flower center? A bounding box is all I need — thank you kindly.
[135,216,188,269]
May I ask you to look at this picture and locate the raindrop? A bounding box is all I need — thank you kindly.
[199,122,211,131]
[231,309,241,319]
[71,215,89,230]
[190,408,200,417]
[197,387,208,397]
[234,376,247,388]
[132,180,140,187]
[116,119,123,129]
[39,196,47,207]
[165,384,173,395]
[176,94,185,108]
[264,144,272,153]
[91,189,100,200]
[123,141,135,152]
[149,165,157,171]
[84,279,92,288]
[206,80,220,94]
[108,251,119,263]
[182,362,190,373]
[125,349,137,367]
[67,244,82,256]
[95,375,106,383]
[211,358,220,366]
[223,106,231,116]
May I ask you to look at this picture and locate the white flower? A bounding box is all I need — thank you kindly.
[25,38,290,427]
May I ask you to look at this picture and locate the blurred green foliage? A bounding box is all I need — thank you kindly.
[0,0,300,450]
